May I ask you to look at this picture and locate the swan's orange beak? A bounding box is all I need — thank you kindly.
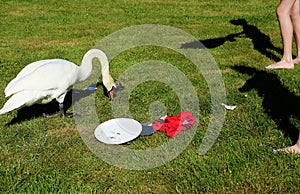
[108,84,124,100]
[109,90,115,100]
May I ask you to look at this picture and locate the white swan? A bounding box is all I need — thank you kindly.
[0,49,120,117]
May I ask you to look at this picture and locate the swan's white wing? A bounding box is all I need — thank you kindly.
[4,60,54,95]
[5,59,79,97]
[15,59,54,78]
[0,90,46,114]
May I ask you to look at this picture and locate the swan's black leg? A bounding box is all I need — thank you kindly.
[42,103,67,118]
[43,103,78,118]
[59,103,65,117]
[58,103,79,118]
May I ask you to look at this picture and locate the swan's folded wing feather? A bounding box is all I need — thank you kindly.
[4,60,78,97]
[15,60,54,78]
[0,91,41,114]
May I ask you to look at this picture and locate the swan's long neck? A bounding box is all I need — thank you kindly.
[79,49,116,91]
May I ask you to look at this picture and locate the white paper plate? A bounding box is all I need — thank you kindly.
[94,118,142,144]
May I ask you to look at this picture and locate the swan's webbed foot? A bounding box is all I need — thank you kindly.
[42,103,65,118]
[43,112,57,118]
[60,112,80,118]
[108,84,124,100]
[42,111,79,118]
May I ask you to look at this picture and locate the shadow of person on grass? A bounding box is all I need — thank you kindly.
[232,65,300,143]
[181,32,243,49]
[5,83,102,125]
[230,19,282,62]
[182,18,285,62]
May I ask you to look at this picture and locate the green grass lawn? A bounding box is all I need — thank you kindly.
[0,0,299,193]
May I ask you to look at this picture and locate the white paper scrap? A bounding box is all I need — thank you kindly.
[221,103,236,110]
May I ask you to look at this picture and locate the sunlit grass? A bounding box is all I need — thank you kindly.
[0,0,299,193]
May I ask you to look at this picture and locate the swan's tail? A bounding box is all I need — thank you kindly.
[0,91,35,115]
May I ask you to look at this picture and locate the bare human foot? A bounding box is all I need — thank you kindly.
[293,57,300,64]
[274,130,300,154]
[273,144,300,154]
[266,59,294,69]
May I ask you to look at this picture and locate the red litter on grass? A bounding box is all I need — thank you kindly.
[152,112,196,138]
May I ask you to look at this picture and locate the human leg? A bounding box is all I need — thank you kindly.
[273,81,300,154]
[291,0,300,64]
[266,0,297,69]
